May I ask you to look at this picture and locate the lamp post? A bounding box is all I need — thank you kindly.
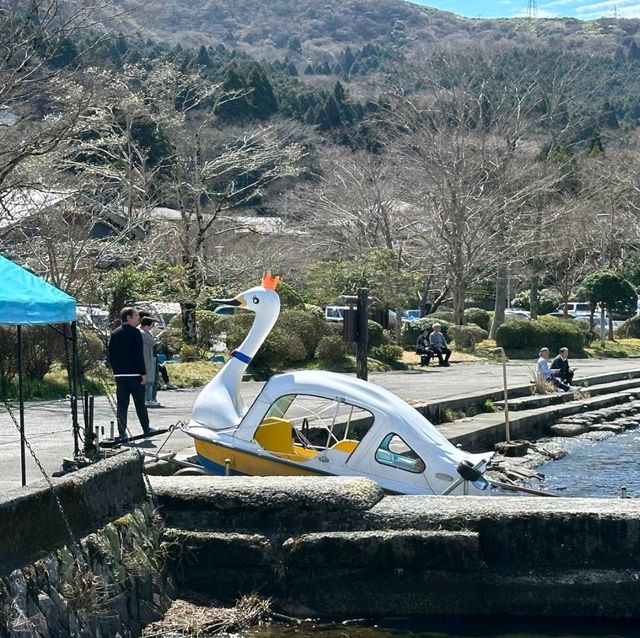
[596,212,610,347]
[214,245,224,285]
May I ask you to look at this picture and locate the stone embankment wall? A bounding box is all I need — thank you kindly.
[153,475,640,620]
[0,453,172,638]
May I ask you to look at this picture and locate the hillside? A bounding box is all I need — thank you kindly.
[109,0,640,62]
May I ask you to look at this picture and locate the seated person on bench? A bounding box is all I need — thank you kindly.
[416,329,434,366]
[429,323,451,367]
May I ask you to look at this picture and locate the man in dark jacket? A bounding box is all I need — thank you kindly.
[108,307,157,441]
[550,347,575,386]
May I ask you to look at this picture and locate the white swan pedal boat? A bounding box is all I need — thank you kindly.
[183,273,493,496]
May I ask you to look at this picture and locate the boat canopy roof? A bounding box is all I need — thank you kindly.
[236,370,455,451]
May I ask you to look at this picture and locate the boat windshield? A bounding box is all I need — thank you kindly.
[263,394,375,450]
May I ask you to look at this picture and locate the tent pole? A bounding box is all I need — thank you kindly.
[17,325,26,487]
[70,322,80,458]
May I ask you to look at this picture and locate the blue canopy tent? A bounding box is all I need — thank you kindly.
[0,255,80,486]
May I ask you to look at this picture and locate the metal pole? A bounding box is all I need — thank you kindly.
[17,325,26,487]
[70,322,80,458]
[356,287,368,381]
[501,348,511,443]
[600,234,606,347]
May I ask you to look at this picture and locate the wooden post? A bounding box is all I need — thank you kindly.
[501,347,511,443]
[356,288,368,381]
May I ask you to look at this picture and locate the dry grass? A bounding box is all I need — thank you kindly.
[143,594,271,637]
[531,373,557,395]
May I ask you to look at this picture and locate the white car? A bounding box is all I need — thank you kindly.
[504,307,531,320]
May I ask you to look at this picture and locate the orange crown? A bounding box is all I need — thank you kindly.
[261,271,280,290]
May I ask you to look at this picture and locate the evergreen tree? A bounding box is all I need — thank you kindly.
[587,131,605,156]
[600,100,619,129]
[304,107,316,125]
[333,81,346,104]
[195,45,212,67]
[342,46,356,74]
[304,63,314,75]
[217,65,252,121]
[317,95,342,130]
[285,61,298,76]
[629,40,640,61]
[247,67,278,119]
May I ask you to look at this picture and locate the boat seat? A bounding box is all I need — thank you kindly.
[331,439,359,454]
[255,417,294,454]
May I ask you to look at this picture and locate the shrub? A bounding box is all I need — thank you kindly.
[448,325,488,351]
[430,308,454,322]
[158,328,184,357]
[276,281,305,307]
[277,308,331,357]
[23,326,65,381]
[617,315,640,338]
[179,344,203,362]
[315,334,349,365]
[367,320,384,349]
[76,331,105,377]
[370,344,404,363]
[496,316,588,355]
[226,322,306,374]
[0,326,17,394]
[401,318,450,349]
[464,307,491,332]
[197,310,223,348]
[511,290,557,315]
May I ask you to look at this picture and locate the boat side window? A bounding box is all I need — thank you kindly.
[262,394,374,449]
[375,433,425,474]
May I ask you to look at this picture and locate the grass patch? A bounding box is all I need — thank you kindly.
[585,338,640,358]
[165,361,222,387]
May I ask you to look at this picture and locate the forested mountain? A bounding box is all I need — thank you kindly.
[89,0,640,128]
[6,0,640,331]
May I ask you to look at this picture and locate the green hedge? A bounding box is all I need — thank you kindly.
[402,318,450,349]
[617,315,640,338]
[496,316,591,355]
[448,325,488,351]
[463,308,491,332]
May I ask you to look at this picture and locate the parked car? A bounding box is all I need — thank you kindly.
[402,309,421,322]
[324,305,348,323]
[134,300,181,334]
[504,308,531,320]
[76,304,110,337]
[556,302,599,317]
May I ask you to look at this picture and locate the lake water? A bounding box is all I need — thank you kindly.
[245,617,638,638]
[241,429,640,638]
[537,427,640,498]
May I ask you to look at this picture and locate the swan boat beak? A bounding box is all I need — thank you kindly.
[212,297,244,308]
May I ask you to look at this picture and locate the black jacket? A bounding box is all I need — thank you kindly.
[108,323,146,376]
[550,354,570,376]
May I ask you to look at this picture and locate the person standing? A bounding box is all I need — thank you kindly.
[108,307,157,441]
[428,323,451,367]
[140,316,161,408]
[550,347,575,386]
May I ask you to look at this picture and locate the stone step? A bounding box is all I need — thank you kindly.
[495,378,640,412]
[439,390,637,452]
[417,368,640,425]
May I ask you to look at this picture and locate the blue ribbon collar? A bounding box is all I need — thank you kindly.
[232,350,253,364]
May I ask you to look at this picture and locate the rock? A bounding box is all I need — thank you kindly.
[550,422,590,437]
[494,440,530,457]
[589,423,624,433]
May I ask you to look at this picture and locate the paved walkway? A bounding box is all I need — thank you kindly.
[1,358,638,493]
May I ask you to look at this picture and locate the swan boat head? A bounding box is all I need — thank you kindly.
[189,272,281,431]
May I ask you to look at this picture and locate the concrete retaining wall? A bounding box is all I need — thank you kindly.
[0,451,147,574]
[153,475,640,619]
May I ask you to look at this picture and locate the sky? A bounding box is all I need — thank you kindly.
[410,1,640,20]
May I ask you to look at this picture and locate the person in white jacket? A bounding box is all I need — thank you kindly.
[140,316,161,407]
